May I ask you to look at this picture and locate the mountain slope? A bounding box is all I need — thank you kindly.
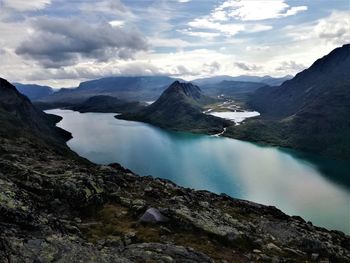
[71,95,145,113]
[39,76,180,103]
[14,83,54,100]
[228,44,350,159]
[250,44,350,118]
[0,78,71,145]
[201,80,267,100]
[118,81,228,133]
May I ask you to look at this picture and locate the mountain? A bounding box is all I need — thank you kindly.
[71,95,145,113]
[200,80,267,100]
[14,83,54,100]
[250,44,350,118]
[0,78,70,145]
[193,75,292,87]
[193,75,237,86]
[39,76,180,103]
[228,44,350,159]
[231,75,293,86]
[118,81,228,133]
[1,76,349,262]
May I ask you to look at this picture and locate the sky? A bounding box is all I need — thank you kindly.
[0,0,349,88]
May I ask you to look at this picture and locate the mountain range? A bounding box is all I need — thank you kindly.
[2,76,349,261]
[38,76,180,104]
[193,75,292,86]
[14,83,54,100]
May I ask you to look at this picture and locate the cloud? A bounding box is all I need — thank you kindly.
[188,18,271,36]
[287,11,350,45]
[109,20,125,27]
[234,61,261,71]
[204,61,221,74]
[178,29,220,39]
[275,61,306,72]
[1,0,51,11]
[213,0,307,21]
[315,11,350,45]
[16,17,148,68]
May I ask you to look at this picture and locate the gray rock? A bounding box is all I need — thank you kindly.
[140,208,169,223]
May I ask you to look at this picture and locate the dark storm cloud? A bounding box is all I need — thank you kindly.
[15,17,148,68]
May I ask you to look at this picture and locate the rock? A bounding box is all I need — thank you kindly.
[301,238,324,252]
[311,253,319,260]
[266,243,282,252]
[140,208,169,224]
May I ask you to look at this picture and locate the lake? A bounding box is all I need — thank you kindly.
[47,109,350,234]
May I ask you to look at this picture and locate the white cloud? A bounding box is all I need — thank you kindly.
[1,0,51,11]
[178,29,221,38]
[188,18,271,36]
[287,11,350,45]
[315,11,350,45]
[214,0,307,21]
[109,20,125,27]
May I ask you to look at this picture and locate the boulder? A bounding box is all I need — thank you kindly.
[140,208,169,224]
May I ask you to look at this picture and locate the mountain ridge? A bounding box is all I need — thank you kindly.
[227,44,350,159]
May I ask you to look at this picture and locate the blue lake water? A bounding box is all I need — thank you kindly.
[47,109,350,234]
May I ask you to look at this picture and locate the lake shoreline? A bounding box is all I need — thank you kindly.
[46,111,350,235]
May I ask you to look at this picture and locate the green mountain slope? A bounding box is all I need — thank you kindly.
[71,95,145,113]
[118,81,228,133]
[227,44,350,159]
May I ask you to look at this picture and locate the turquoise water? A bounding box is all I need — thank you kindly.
[47,109,350,234]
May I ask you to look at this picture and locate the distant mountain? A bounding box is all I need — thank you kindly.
[193,75,237,86]
[39,76,180,103]
[14,83,54,100]
[200,80,267,100]
[118,81,228,134]
[193,75,292,87]
[228,44,350,159]
[71,95,145,113]
[231,75,292,86]
[0,78,71,145]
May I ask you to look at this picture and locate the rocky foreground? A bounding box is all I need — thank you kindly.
[1,77,350,262]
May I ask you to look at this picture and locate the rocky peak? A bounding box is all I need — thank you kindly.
[164,81,203,101]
